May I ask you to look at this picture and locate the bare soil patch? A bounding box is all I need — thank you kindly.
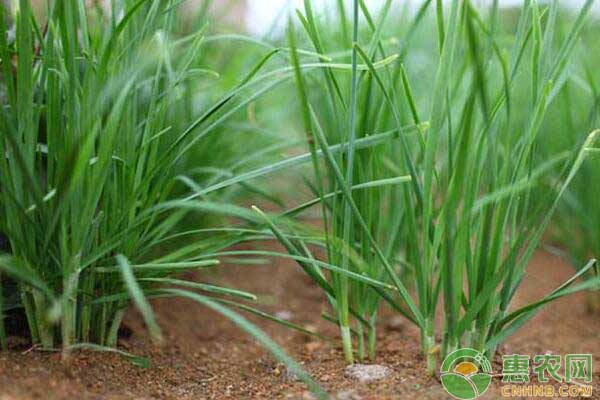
[0,249,598,399]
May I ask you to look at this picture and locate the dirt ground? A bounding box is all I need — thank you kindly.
[0,248,598,399]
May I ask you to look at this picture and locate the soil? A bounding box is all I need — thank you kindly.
[0,247,598,399]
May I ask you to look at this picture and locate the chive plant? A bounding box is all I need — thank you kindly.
[539,16,600,313]
[274,0,600,372]
[412,0,600,367]
[0,0,216,351]
[0,2,329,395]
[275,0,426,364]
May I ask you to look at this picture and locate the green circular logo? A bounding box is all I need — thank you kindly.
[440,348,492,400]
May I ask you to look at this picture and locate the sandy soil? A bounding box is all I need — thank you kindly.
[0,248,598,399]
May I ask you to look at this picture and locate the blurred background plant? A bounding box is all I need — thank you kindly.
[537,11,600,313]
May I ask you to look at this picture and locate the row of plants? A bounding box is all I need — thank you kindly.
[0,1,598,398]
[256,0,600,374]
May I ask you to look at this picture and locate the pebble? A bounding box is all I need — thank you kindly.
[344,364,391,383]
[275,310,294,320]
[284,367,300,382]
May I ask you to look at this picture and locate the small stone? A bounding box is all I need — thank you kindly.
[336,389,362,400]
[275,310,294,320]
[284,367,300,382]
[345,364,391,383]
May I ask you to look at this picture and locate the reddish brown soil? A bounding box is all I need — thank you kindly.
[0,249,598,399]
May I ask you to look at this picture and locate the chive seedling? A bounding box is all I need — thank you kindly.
[277,0,600,373]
